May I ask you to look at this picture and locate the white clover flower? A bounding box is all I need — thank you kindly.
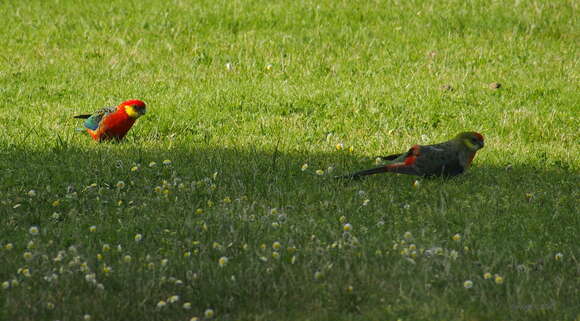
[463,280,473,289]
[183,302,192,310]
[218,256,228,267]
[301,164,309,171]
[163,159,172,166]
[315,169,324,175]
[204,308,215,318]
[23,252,33,260]
[27,190,37,197]
[29,226,39,236]
[89,226,97,233]
[452,234,462,241]
[555,253,564,261]
[157,300,167,309]
[149,161,157,167]
[343,223,353,232]
[116,181,125,189]
[134,234,143,242]
[168,295,179,303]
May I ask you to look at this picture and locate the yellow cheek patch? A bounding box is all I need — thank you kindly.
[463,139,476,150]
[125,106,140,118]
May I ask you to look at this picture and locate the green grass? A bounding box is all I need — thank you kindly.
[0,0,578,320]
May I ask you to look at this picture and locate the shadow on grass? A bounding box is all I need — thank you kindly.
[0,142,578,320]
[1,142,577,248]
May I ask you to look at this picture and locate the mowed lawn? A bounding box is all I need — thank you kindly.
[0,0,578,320]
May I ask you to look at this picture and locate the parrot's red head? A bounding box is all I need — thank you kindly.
[457,132,485,151]
[119,99,147,119]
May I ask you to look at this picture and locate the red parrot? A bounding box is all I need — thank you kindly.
[338,132,485,179]
[74,99,146,141]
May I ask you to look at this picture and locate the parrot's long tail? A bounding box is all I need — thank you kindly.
[335,166,389,180]
[73,114,91,119]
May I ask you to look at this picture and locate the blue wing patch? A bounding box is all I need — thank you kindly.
[84,106,116,130]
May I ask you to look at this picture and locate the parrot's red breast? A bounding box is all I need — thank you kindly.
[75,100,147,142]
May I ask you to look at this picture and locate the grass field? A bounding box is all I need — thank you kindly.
[0,0,578,320]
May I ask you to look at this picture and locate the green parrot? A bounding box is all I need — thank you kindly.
[337,132,485,179]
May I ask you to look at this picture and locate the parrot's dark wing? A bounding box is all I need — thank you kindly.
[413,143,464,177]
[75,106,116,130]
[376,153,402,161]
